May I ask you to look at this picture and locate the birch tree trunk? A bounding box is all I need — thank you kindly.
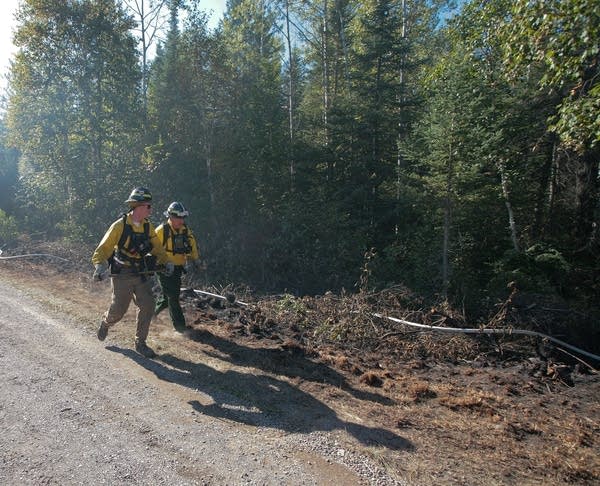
[442,141,453,300]
[497,158,520,252]
[395,0,407,235]
[321,0,330,148]
[284,0,295,191]
[123,0,169,122]
[320,0,335,185]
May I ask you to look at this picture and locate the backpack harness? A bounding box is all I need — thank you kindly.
[110,214,155,276]
[162,223,192,255]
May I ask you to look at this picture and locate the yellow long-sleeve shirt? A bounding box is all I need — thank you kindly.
[92,214,168,266]
[155,221,200,266]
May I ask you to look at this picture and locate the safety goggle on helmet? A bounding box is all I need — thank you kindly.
[125,186,152,204]
[164,201,189,218]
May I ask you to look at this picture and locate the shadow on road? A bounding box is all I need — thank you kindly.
[186,328,394,406]
[106,345,413,452]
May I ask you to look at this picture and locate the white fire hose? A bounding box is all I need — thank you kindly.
[0,249,70,262]
[373,313,600,364]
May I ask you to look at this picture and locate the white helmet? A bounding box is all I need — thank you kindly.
[164,201,189,218]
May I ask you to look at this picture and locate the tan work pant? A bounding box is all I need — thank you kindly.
[103,273,155,344]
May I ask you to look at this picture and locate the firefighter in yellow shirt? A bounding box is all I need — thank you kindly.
[154,201,202,332]
[92,187,174,358]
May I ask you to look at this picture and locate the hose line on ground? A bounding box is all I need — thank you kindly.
[373,313,600,363]
[0,249,70,262]
[186,288,249,307]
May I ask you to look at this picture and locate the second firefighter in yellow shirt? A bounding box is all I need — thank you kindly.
[155,201,203,332]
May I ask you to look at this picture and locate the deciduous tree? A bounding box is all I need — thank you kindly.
[7,0,142,237]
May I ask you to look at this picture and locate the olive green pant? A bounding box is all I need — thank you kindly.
[155,267,185,331]
[103,273,155,344]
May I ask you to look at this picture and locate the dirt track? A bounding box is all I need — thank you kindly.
[0,279,401,485]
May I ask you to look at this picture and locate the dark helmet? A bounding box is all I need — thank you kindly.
[125,187,152,205]
[164,201,189,218]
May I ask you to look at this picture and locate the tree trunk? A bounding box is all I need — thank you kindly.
[337,0,349,77]
[574,146,600,244]
[284,0,295,191]
[395,0,408,235]
[442,179,451,300]
[442,138,453,300]
[321,0,330,147]
[497,159,520,252]
[532,136,556,240]
[123,0,169,126]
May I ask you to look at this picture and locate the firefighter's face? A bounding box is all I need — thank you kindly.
[170,215,184,229]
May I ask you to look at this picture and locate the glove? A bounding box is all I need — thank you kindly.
[163,262,175,277]
[93,262,108,281]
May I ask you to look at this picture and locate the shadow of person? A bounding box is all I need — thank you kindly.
[106,346,413,452]
[185,328,394,406]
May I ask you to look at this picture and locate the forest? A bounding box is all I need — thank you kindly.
[0,0,598,327]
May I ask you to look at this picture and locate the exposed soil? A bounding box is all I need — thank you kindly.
[0,248,598,485]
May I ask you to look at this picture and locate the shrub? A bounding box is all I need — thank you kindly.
[489,244,570,296]
[0,209,18,245]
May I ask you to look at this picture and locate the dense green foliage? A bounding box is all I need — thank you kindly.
[6,0,143,240]
[1,0,598,317]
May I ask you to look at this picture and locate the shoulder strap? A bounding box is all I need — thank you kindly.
[117,214,130,250]
[117,215,150,250]
[162,222,170,246]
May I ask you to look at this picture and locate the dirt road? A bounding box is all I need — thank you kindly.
[0,280,398,485]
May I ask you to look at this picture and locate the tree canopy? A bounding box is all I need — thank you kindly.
[1,0,598,318]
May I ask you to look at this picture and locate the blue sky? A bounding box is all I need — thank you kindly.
[0,0,227,93]
[0,0,20,91]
